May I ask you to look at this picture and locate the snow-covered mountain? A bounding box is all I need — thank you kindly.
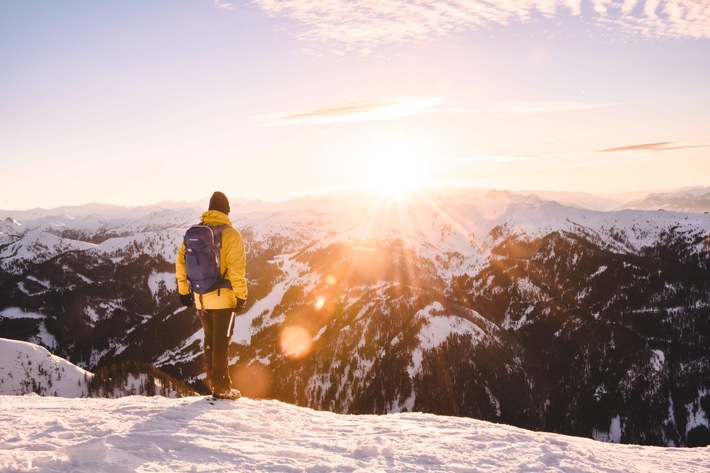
[0,338,90,397]
[1,187,708,447]
[621,186,710,212]
[0,338,193,398]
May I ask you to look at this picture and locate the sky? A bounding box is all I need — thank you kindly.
[1,0,709,210]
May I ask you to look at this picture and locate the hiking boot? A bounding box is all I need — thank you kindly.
[212,388,241,400]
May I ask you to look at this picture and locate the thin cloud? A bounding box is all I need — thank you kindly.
[496,101,620,116]
[212,0,234,11]
[252,0,710,53]
[437,100,619,117]
[598,142,710,152]
[268,96,446,125]
[267,97,617,126]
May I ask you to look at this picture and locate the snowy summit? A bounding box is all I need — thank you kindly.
[1,394,708,473]
[1,340,706,472]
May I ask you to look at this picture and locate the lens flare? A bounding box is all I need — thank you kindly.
[279,325,313,360]
[314,296,326,310]
[232,362,272,399]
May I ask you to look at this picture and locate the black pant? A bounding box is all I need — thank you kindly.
[199,308,236,393]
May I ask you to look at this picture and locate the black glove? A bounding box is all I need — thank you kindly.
[179,292,194,307]
[235,298,246,313]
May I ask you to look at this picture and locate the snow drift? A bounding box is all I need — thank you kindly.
[1,394,708,473]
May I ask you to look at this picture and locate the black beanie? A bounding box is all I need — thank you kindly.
[208,191,230,215]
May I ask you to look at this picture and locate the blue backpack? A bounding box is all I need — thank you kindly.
[183,224,232,295]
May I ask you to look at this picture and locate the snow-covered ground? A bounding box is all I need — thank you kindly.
[0,395,707,473]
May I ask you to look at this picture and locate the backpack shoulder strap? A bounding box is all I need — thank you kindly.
[213,225,230,278]
[212,224,232,293]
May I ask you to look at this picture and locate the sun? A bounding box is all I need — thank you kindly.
[360,141,429,195]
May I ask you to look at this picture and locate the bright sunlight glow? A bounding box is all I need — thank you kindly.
[360,141,429,195]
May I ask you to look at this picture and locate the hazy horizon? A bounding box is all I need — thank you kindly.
[1,183,708,213]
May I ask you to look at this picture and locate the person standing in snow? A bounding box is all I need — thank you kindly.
[175,191,247,399]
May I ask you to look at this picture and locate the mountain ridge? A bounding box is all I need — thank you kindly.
[0,187,708,447]
[2,185,709,217]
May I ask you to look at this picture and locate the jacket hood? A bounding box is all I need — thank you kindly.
[200,210,233,227]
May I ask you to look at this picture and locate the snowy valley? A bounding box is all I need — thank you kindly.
[1,187,709,450]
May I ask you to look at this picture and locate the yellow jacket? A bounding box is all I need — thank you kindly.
[175,210,247,310]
